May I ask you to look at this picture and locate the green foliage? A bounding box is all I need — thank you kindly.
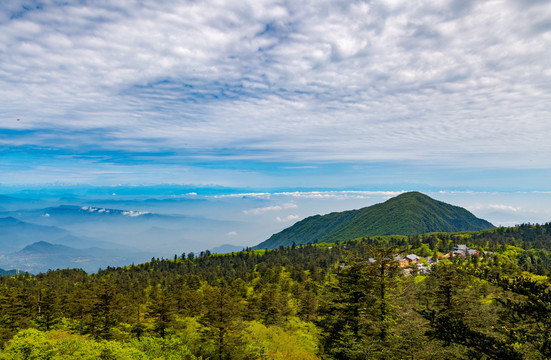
[242,320,319,360]
[0,329,55,360]
[0,329,148,360]
[129,336,199,359]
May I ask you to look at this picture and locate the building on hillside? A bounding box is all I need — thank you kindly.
[354,254,422,270]
[451,244,478,257]
[394,254,420,267]
[394,256,408,267]
[405,254,420,265]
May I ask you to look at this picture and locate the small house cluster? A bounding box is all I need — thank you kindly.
[394,253,431,274]
[450,244,478,257]
[394,254,420,267]
[392,244,478,274]
[344,244,479,275]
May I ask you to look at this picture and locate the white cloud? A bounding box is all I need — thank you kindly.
[468,204,522,213]
[214,190,407,202]
[275,215,299,223]
[122,210,149,217]
[243,202,298,215]
[216,193,272,199]
[274,191,405,200]
[226,231,237,236]
[1,0,551,185]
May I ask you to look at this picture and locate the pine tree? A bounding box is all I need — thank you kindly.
[420,264,523,360]
[36,287,58,331]
[90,283,118,339]
[200,281,245,360]
[147,286,175,339]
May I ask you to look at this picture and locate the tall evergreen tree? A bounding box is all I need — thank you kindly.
[36,287,58,331]
[89,283,118,340]
[200,282,245,360]
[147,286,175,339]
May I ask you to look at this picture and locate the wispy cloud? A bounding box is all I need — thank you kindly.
[244,203,298,215]
[1,0,550,186]
[274,191,404,200]
[468,204,522,213]
[275,215,299,223]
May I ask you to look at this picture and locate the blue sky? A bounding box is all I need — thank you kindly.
[1,0,551,192]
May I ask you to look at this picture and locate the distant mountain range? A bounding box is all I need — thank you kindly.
[0,215,125,252]
[0,241,151,274]
[0,205,179,274]
[254,192,494,249]
[0,216,70,253]
[22,204,174,224]
[0,202,232,272]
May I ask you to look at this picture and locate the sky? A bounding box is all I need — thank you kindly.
[1,1,551,208]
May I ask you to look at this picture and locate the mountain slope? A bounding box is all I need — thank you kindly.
[254,192,494,249]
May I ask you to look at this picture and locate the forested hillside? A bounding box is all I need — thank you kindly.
[1,223,551,359]
[255,192,494,249]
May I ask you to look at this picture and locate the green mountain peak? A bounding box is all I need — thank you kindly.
[254,191,494,249]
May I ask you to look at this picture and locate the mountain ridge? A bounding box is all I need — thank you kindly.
[0,241,152,274]
[254,192,494,249]
[0,216,71,253]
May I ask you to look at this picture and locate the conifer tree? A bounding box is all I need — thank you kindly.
[200,281,245,360]
[147,286,175,339]
[36,287,58,331]
[90,283,118,340]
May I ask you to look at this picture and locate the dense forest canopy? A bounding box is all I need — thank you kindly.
[1,223,551,359]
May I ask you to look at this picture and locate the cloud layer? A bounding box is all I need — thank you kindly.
[1,0,551,185]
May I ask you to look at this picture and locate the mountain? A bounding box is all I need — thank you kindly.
[18,241,82,255]
[0,217,70,253]
[254,192,494,249]
[2,202,239,255]
[210,244,245,254]
[0,241,152,274]
[0,216,118,253]
[0,268,19,277]
[10,204,196,228]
